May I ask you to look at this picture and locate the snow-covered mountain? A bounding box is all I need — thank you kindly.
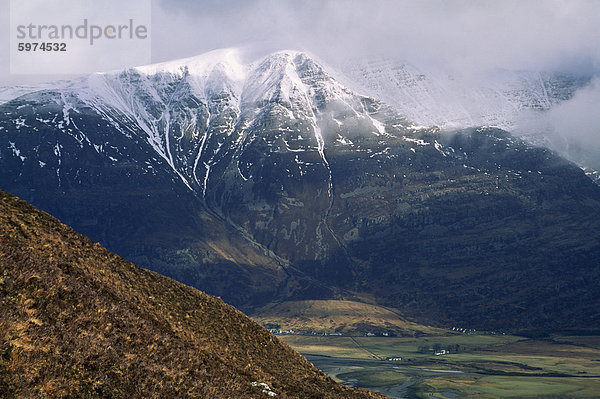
[0,48,421,262]
[0,49,404,192]
[2,48,600,331]
[2,49,595,176]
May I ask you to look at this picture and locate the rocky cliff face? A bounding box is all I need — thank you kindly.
[1,49,599,331]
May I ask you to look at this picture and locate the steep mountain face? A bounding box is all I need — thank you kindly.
[341,58,600,181]
[0,51,338,310]
[0,189,383,398]
[1,49,599,331]
[341,58,590,131]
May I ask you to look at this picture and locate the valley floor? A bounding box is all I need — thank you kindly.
[280,334,600,398]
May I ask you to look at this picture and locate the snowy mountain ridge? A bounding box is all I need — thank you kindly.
[2,49,593,164]
[2,48,597,196]
[4,48,589,128]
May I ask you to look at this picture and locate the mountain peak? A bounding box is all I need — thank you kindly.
[134,47,246,78]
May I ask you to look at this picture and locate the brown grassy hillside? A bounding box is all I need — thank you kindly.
[0,190,383,398]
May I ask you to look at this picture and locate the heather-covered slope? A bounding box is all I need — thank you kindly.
[0,190,382,398]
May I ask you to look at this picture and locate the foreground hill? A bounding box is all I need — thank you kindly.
[0,190,382,398]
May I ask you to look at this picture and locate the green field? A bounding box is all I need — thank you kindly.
[280,334,600,398]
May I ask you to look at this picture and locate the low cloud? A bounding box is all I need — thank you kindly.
[516,79,600,169]
[151,0,600,75]
[3,0,599,83]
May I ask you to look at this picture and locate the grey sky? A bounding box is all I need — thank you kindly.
[150,0,600,74]
[2,0,599,84]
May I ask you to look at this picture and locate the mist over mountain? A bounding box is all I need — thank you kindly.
[339,57,598,175]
